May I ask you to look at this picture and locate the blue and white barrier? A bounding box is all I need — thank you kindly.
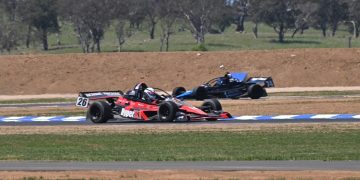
[221,114,360,121]
[0,114,359,122]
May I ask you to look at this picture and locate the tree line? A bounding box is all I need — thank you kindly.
[0,0,359,53]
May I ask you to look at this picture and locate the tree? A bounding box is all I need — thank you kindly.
[250,0,298,42]
[113,0,131,52]
[112,0,141,52]
[177,0,228,44]
[158,0,179,51]
[233,0,250,33]
[0,0,23,53]
[0,18,22,53]
[311,0,349,37]
[59,0,115,53]
[209,2,233,33]
[0,0,18,21]
[143,0,160,39]
[247,0,263,38]
[328,1,349,37]
[347,0,360,38]
[115,20,127,52]
[291,1,318,38]
[19,0,59,51]
[127,0,146,30]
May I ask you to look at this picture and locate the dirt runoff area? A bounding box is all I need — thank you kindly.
[0,48,360,95]
[1,170,360,180]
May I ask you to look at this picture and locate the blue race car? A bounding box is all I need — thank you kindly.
[172,72,274,100]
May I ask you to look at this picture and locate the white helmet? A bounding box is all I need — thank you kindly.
[144,88,156,101]
[127,90,135,96]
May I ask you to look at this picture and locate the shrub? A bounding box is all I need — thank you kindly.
[191,44,208,51]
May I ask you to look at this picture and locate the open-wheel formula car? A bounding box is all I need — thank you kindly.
[76,83,232,123]
[173,72,274,100]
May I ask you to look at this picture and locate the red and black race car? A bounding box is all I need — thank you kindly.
[76,83,232,123]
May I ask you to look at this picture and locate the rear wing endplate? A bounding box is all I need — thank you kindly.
[248,77,275,88]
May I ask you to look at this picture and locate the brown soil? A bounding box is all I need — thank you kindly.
[1,48,360,95]
[1,170,360,180]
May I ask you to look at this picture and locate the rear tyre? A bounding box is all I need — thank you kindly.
[193,86,208,100]
[201,99,222,113]
[86,101,113,123]
[248,84,264,99]
[158,101,178,122]
[172,87,186,96]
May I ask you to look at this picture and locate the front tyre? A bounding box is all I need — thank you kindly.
[201,99,222,113]
[158,101,178,122]
[86,101,113,123]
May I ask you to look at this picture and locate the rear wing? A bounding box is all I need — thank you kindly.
[76,91,123,108]
[247,77,275,88]
[78,91,123,99]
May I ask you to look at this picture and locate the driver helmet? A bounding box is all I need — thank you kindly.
[127,90,135,96]
[225,72,232,79]
[144,87,156,101]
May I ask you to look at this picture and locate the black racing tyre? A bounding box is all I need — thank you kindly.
[248,84,264,99]
[193,86,208,100]
[86,101,113,123]
[201,99,222,113]
[158,101,178,122]
[172,87,186,96]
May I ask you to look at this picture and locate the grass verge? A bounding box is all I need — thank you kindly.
[5,22,360,55]
[1,130,360,161]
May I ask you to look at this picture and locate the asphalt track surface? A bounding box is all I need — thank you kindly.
[0,102,73,108]
[0,161,360,171]
[1,95,359,108]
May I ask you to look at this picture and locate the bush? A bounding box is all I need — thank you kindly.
[191,44,208,51]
